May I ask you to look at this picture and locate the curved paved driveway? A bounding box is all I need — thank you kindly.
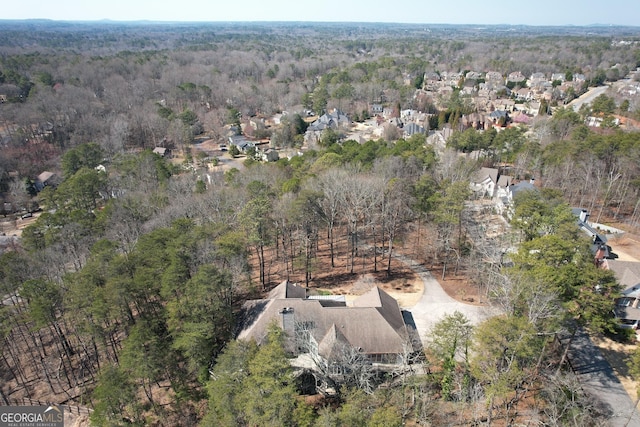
[396,254,640,426]
[395,254,494,342]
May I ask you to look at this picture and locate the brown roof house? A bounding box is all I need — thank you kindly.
[236,281,416,392]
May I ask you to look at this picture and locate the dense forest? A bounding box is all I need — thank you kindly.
[1,21,640,425]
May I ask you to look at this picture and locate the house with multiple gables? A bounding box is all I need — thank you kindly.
[470,167,536,217]
[236,281,413,366]
[602,260,640,329]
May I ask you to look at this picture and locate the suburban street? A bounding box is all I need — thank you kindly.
[567,84,612,112]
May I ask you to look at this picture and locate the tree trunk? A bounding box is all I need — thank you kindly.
[386,233,394,277]
[329,225,335,268]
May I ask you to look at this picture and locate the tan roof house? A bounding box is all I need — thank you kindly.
[236,281,411,364]
[471,167,499,198]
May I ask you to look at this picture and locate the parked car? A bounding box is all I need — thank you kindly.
[617,318,639,329]
[20,212,33,219]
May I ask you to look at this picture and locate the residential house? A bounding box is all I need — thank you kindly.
[236,281,414,382]
[370,104,384,115]
[489,110,509,125]
[471,168,521,201]
[465,71,483,81]
[485,71,503,83]
[461,113,488,130]
[603,260,640,329]
[441,71,462,87]
[403,122,426,138]
[307,109,350,133]
[471,167,500,198]
[515,88,534,101]
[152,147,168,157]
[259,147,280,162]
[461,83,475,96]
[507,71,526,85]
[493,99,516,112]
[572,208,617,262]
[495,175,514,199]
[528,72,546,87]
[228,134,255,153]
[423,72,441,91]
[35,171,59,192]
[498,180,537,217]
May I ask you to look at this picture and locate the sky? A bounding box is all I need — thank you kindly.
[4,0,640,27]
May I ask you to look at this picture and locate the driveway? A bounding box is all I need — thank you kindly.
[394,254,493,342]
[397,251,640,426]
[566,329,640,427]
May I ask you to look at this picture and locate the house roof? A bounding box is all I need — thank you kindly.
[472,167,499,185]
[606,260,640,292]
[37,171,55,183]
[236,281,408,357]
[403,122,425,136]
[496,175,513,187]
[489,110,508,119]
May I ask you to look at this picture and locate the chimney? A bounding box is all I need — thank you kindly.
[281,307,294,333]
[579,209,589,223]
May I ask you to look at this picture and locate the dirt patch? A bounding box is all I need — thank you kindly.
[609,233,640,262]
[249,226,487,309]
[430,266,486,306]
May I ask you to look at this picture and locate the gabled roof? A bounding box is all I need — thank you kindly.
[489,110,508,119]
[37,171,55,183]
[236,281,408,357]
[403,122,425,136]
[509,181,536,198]
[268,280,307,299]
[606,260,640,292]
[496,175,513,187]
[472,167,499,185]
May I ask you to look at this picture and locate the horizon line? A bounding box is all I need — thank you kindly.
[0,18,638,28]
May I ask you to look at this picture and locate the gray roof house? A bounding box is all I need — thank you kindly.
[403,122,426,138]
[605,260,640,329]
[228,135,255,153]
[236,281,411,365]
[307,109,350,132]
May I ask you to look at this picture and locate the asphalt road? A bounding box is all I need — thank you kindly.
[567,85,611,112]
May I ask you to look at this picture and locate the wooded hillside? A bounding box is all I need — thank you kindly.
[1,21,640,426]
